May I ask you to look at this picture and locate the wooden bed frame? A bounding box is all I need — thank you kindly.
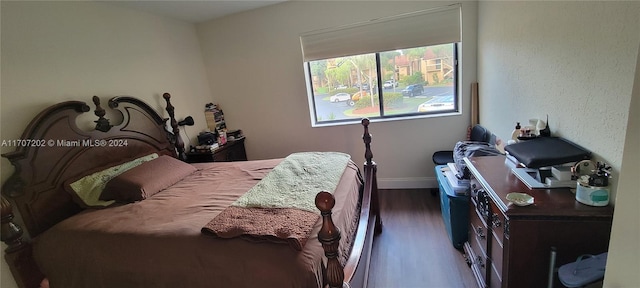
[0,93,382,288]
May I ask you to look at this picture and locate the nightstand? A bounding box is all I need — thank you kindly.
[186,137,247,163]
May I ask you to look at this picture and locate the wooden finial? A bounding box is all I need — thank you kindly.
[361,118,373,166]
[163,93,186,161]
[315,191,344,288]
[92,96,112,132]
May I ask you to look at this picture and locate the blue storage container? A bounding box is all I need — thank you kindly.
[435,165,470,249]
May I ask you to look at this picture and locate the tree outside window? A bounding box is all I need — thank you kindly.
[305,43,458,126]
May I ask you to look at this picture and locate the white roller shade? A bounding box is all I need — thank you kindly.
[301,4,461,62]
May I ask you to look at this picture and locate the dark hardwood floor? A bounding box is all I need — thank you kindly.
[368,189,478,288]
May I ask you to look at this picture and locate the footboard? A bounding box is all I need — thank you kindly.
[316,118,383,288]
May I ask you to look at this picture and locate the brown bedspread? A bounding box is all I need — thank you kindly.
[203,206,319,251]
[33,158,362,288]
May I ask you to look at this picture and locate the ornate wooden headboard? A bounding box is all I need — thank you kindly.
[1,93,185,238]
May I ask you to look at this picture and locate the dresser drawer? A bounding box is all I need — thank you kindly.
[469,207,489,253]
[489,201,506,244]
[464,242,486,288]
[490,233,504,284]
[468,199,489,286]
[489,200,505,280]
[467,235,488,286]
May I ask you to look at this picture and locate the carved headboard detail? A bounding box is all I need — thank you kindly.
[1,93,184,237]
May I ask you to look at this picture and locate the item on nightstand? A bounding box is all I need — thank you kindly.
[227,129,243,139]
[195,143,218,152]
[204,103,226,132]
[218,130,227,145]
[197,131,217,145]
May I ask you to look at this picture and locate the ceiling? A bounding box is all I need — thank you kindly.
[104,0,288,23]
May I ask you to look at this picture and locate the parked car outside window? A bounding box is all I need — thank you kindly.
[401,84,424,97]
[383,80,398,89]
[417,95,454,112]
[329,92,355,106]
[330,92,351,102]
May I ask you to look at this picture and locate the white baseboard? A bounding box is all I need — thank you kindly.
[377,177,438,189]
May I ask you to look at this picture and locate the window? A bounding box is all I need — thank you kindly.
[301,4,461,126]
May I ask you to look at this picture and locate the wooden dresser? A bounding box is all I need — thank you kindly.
[463,156,613,288]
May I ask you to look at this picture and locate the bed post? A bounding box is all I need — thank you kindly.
[162,93,186,161]
[361,118,383,233]
[315,191,344,288]
[1,195,44,288]
[92,96,113,132]
[316,119,383,288]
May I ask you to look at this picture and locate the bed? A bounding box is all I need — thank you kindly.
[0,93,382,288]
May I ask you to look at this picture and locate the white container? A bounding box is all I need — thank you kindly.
[575,179,609,206]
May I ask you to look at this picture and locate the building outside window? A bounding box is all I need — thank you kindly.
[301,4,461,127]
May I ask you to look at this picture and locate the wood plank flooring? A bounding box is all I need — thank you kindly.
[367,189,478,288]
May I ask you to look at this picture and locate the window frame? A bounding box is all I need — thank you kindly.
[304,43,460,127]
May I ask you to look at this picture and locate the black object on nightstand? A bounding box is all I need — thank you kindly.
[186,137,247,163]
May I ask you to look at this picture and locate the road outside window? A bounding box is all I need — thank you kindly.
[305,43,458,126]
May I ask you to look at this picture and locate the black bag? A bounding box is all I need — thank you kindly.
[197,131,217,145]
[453,141,502,179]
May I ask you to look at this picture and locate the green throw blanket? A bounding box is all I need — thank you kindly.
[232,151,351,214]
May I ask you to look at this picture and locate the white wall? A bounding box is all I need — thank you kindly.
[477,1,640,286]
[477,1,639,203]
[196,1,478,188]
[0,1,214,172]
[1,2,213,287]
